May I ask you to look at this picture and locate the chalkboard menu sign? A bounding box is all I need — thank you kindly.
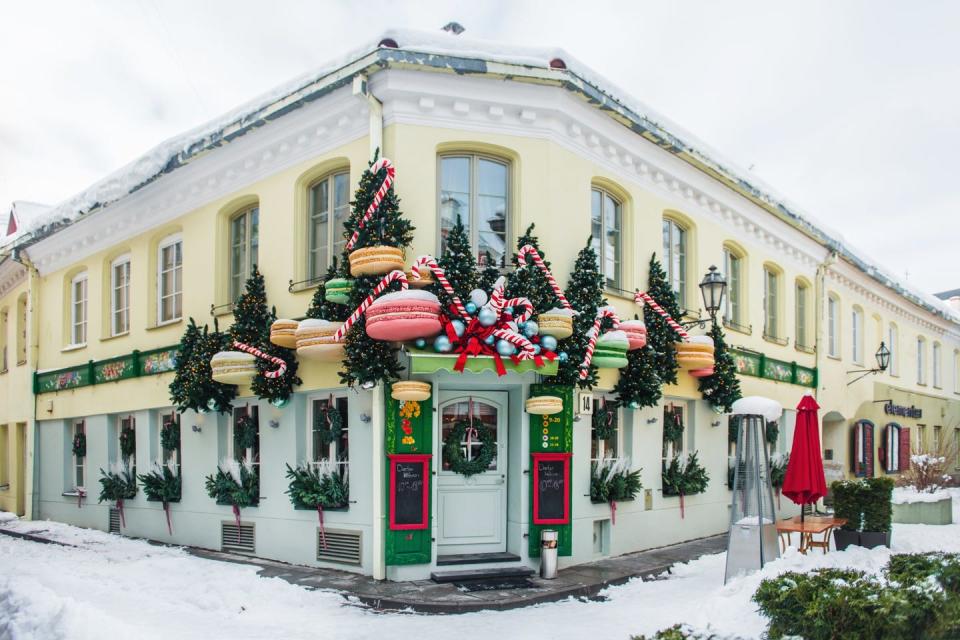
[532,453,571,525]
[388,454,431,530]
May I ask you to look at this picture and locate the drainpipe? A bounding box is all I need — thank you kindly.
[370,385,386,580]
[814,249,837,402]
[353,74,383,161]
[13,249,41,520]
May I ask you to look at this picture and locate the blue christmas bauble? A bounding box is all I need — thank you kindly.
[434,335,453,353]
[478,307,498,327]
[496,339,517,356]
[484,335,496,345]
[522,321,539,338]
[505,306,514,315]
[207,398,219,411]
[469,289,488,308]
[465,302,478,315]
[271,396,289,409]
[414,338,427,349]
[533,345,542,355]
[540,335,558,352]
[451,319,466,337]
[629,401,640,409]
[558,351,569,362]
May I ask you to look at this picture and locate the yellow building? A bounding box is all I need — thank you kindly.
[5,29,959,579]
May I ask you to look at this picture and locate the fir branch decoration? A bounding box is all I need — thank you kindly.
[662,452,710,498]
[614,342,663,409]
[591,458,643,504]
[765,420,779,446]
[233,412,258,453]
[697,323,742,413]
[169,318,236,414]
[505,224,562,314]
[313,403,343,447]
[770,452,789,490]
[72,431,86,459]
[284,462,350,510]
[139,462,181,503]
[592,399,618,442]
[160,418,180,453]
[644,254,682,385]
[306,260,350,322]
[119,424,136,460]
[437,214,479,302]
[477,251,502,292]
[98,464,138,503]
[205,459,259,509]
[663,405,684,445]
[443,419,497,477]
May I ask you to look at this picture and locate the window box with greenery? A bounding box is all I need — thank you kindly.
[205,459,259,529]
[285,461,349,550]
[590,458,641,524]
[98,463,137,530]
[138,415,181,535]
[662,452,709,519]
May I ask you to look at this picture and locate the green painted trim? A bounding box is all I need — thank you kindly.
[34,344,179,394]
[408,350,559,376]
[528,384,574,557]
[729,348,816,388]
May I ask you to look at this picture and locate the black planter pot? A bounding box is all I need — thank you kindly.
[859,530,891,549]
[833,528,860,551]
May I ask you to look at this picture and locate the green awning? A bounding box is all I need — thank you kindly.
[408,350,558,376]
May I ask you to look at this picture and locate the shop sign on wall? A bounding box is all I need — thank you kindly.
[883,401,922,419]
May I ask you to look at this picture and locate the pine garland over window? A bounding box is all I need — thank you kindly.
[169,318,236,414]
[697,323,742,412]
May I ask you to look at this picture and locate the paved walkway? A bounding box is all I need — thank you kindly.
[0,525,727,614]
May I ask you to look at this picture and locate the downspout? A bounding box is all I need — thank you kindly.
[814,249,837,402]
[355,73,388,580]
[13,249,41,520]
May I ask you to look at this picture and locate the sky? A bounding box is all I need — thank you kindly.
[1,1,958,294]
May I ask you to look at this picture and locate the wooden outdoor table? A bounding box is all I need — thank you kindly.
[775,517,848,553]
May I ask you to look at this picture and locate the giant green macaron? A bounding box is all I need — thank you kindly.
[324,278,353,305]
[592,330,629,369]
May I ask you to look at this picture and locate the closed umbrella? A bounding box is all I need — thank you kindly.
[781,393,828,522]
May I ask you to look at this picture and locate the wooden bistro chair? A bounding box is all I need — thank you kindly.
[802,516,836,554]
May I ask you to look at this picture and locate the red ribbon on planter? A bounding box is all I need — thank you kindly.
[232,504,241,531]
[116,498,126,529]
[317,504,327,550]
[163,501,173,536]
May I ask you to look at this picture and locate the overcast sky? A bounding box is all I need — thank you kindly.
[1,1,957,293]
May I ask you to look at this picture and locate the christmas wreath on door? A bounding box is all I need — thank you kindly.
[443,418,496,477]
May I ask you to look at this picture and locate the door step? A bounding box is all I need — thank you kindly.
[430,565,534,583]
[436,552,521,566]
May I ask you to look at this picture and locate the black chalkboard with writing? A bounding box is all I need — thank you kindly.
[533,454,569,524]
[389,455,430,530]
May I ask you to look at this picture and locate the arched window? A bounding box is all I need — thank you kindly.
[882,423,906,473]
[827,294,840,357]
[762,264,782,340]
[722,243,746,329]
[888,323,899,376]
[933,342,942,388]
[308,170,350,279]
[795,279,812,350]
[229,205,259,300]
[438,154,510,267]
[851,306,864,365]
[662,217,688,308]
[917,336,927,385]
[852,420,875,478]
[591,186,622,289]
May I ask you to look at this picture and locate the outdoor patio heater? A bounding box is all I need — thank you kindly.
[724,396,782,583]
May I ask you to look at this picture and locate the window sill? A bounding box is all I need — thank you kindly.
[61,343,87,353]
[289,280,321,294]
[0,484,9,491]
[603,287,634,304]
[827,354,841,361]
[147,318,183,331]
[762,334,789,347]
[722,319,752,336]
[795,344,816,355]
[16,360,26,367]
[62,490,86,498]
[101,332,130,342]
[0,369,6,375]
[211,303,235,318]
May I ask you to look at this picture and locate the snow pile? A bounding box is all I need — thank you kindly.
[892,486,953,504]
[0,511,17,524]
[731,396,782,422]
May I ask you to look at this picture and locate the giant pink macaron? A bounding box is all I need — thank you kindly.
[620,319,648,350]
[365,290,443,341]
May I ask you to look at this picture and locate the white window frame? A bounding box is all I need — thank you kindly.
[933,426,942,453]
[889,324,899,376]
[795,282,809,348]
[437,154,511,268]
[827,295,839,358]
[73,420,86,489]
[662,401,689,466]
[228,406,259,470]
[662,219,687,309]
[308,171,351,280]
[307,394,349,474]
[590,397,621,464]
[917,337,927,385]
[118,415,136,470]
[591,187,622,290]
[229,207,259,301]
[932,342,942,388]
[851,307,863,365]
[110,254,131,336]
[763,267,779,339]
[70,272,88,347]
[157,233,183,326]
[159,410,181,474]
[723,248,742,326]
[885,423,901,473]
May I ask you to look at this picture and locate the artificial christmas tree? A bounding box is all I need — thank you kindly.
[549,237,607,387]
[698,323,742,412]
[614,336,663,408]
[339,154,415,388]
[477,250,502,294]
[169,318,236,414]
[644,254,683,386]
[505,224,561,314]
[230,267,301,404]
[436,215,478,302]
[305,260,350,322]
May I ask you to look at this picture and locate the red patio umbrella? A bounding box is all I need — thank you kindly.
[781,393,828,522]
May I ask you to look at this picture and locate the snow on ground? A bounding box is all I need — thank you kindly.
[2,503,960,640]
[892,485,960,504]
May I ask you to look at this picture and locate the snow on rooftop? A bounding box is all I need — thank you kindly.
[2,200,53,249]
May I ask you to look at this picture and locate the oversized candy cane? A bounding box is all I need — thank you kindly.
[492,328,537,360]
[334,270,409,341]
[488,276,507,314]
[503,297,534,324]
[579,308,623,379]
[517,245,572,311]
[634,291,689,341]
[232,341,288,378]
[410,255,469,318]
[344,158,396,252]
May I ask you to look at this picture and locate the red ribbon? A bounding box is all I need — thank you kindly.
[232,504,241,531]
[610,500,617,525]
[680,493,685,520]
[163,501,173,536]
[317,504,327,550]
[117,498,126,529]
[439,308,557,377]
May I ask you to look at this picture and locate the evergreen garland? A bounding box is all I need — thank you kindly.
[550,237,607,387]
[662,452,710,497]
[663,404,685,445]
[305,260,350,321]
[169,318,236,414]
[230,267,301,404]
[770,453,789,490]
[72,431,86,459]
[645,254,682,386]
[98,465,138,502]
[443,419,497,477]
[160,418,180,453]
[205,460,259,507]
[592,399,618,442]
[505,224,561,314]
[119,424,136,460]
[437,214,478,303]
[697,323,742,412]
[766,420,780,446]
[339,153,415,388]
[614,341,663,409]
[284,463,349,510]
[138,464,182,503]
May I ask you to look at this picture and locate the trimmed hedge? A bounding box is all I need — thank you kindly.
[830,476,894,532]
[831,479,863,531]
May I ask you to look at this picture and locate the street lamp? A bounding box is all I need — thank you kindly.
[679,265,727,329]
[847,341,891,385]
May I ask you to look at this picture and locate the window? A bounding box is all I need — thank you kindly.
[0,308,7,372]
[308,171,350,279]
[590,188,622,289]
[230,406,259,470]
[916,425,926,452]
[853,420,874,478]
[0,424,8,487]
[662,218,687,309]
[763,266,779,339]
[933,342,942,388]
[439,155,509,267]
[111,255,131,336]
[851,307,863,365]
[795,281,809,348]
[310,395,349,472]
[72,420,86,489]
[70,272,88,346]
[954,429,960,470]
[230,207,259,301]
[884,423,902,473]
[889,324,899,376]
[16,293,26,365]
[160,411,180,473]
[662,403,686,466]
[118,415,136,472]
[723,247,742,326]
[827,295,839,357]
[590,397,620,463]
[158,235,183,324]
[934,426,942,453]
[917,337,927,385]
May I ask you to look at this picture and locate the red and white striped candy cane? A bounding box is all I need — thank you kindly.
[634,291,689,341]
[516,245,572,311]
[344,158,396,252]
[488,277,507,314]
[334,270,409,341]
[503,297,534,324]
[232,341,288,379]
[410,255,469,318]
[492,328,537,360]
[578,308,623,379]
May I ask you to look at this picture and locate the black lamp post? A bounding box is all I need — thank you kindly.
[680,265,727,329]
[847,341,891,385]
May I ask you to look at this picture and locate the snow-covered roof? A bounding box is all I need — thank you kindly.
[2,201,52,250]
[12,28,958,326]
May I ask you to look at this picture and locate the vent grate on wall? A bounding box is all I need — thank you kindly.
[317,528,361,566]
[221,522,256,554]
[109,508,121,534]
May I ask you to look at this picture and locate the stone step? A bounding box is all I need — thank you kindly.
[430,565,535,583]
[436,552,522,566]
